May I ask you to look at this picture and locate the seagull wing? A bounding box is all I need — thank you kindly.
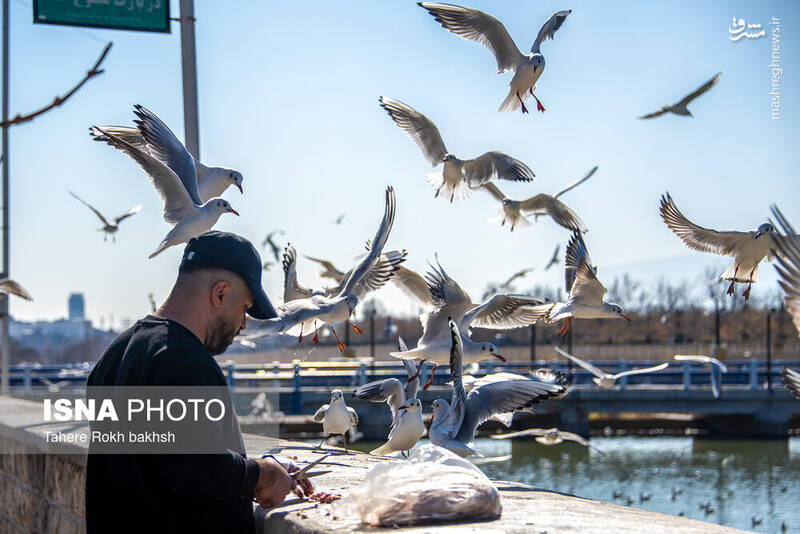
[637,108,669,120]
[677,72,722,107]
[557,431,590,447]
[90,125,147,150]
[462,294,547,330]
[438,320,467,439]
[554,166,598,199]
[347,406,359,426]
[564,233,606,304]
[502,268,533,287]
[419,2,523,73]
[519,195,587,232]
[780,367,800,400]
[425,256,473,317]
[113,204,142,224]
[90,127,197,225]
[660,193,751,255]
[770,206,800,336]
[312,404,328,422]
[133,105,203,206]
[545,244,560,271]
[479,182,507,203]
[462,151,535,188]
[399,339,420,400]
[673,355,728,373]
[554,347,606,379]
[0,279,32,301]
[489,427,548,439]
[327,250,406,301]
[304,256,345,280]
[338,187,397,298]
[531,10,571,53]
[282,244,314,302]
[612,362,669,380]
[457,378,565,444]
[68,191,110,226]
[379,96,447,166]
[391,265,436,308]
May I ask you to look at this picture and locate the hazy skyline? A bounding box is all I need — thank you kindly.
[4,1,798,328]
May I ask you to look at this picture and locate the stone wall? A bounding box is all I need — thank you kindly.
[0,437,85,534]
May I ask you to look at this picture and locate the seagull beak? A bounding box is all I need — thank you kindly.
[228,208,240,216]
[494,352,507,363]
[621,314,632,322]
[235,182,243,194]
[398,406,407,411]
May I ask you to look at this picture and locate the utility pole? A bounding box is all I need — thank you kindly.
[766,308,774,393]
[1,0,9,396]
[179,0,200,159]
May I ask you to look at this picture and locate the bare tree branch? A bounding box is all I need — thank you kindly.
[0,42,112,129]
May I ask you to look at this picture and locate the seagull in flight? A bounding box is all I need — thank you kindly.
[481,166,596,232]
[429,320,567,457]
[660,192,780,299]
[304,255,346,283]
[262,229,284,263]
[544,244,560,271]
[673,355,728,399]
[353,339,422,422]
[419,3,571,114]
[91,107,239,258]
[555,347,668,388]
[92,112,244,201]
[379,96,534,202]
[638,73,721,119]
[332,213,347,225]
[499,267,535,290]
[390,259,546,387]
[68,191,141,242]
[489,427,606,455]
[526,232,631,337]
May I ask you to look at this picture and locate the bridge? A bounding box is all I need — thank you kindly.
[8,359,800,439]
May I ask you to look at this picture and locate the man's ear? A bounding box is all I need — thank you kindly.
[210,280,231,309]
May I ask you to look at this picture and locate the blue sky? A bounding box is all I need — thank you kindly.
[5,0,799,328]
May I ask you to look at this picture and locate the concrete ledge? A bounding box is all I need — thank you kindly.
[0,396,749,533]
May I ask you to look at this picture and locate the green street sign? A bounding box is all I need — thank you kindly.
[33,0,171,33]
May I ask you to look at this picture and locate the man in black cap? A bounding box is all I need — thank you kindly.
[85,232,308,533]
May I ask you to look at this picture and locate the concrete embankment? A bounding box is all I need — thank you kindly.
[0,396,749,534]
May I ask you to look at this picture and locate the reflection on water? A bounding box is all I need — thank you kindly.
[339,437,800,532]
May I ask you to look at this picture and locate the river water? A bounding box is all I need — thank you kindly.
[338,436,800,532]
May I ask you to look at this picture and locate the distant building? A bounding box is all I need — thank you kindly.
[68,293,85,321]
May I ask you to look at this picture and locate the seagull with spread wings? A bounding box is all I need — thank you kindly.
[419,3,571,114]
[660,192,780,299]
[638,73,721,119]
[389,258,547,387]
[429,321,567,457]
[91,106,240,258]
[780,367,800,400]
[555,347,668,388]
[91,112,244,201]
[261,229,284,263]
[770,205,800,337]
[525,232,631,337]
[68,191,141,242]
[500,267,535,290]
[244,188,401,351]
[481,166,596,232]
[304,255,346,283]
[379,96,534,202]
[353,339,421,422]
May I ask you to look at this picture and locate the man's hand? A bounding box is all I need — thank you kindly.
[253,457,292,508]
[284,461,315,499]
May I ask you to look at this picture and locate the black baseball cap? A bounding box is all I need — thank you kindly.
[179,231,278,319]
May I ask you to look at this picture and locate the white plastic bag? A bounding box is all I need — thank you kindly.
[337,444,502,527]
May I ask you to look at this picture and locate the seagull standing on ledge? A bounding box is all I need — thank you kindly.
[312,390,358,453]
[418,3,571,114]
[660,192,780,299]
[379,96,534,202]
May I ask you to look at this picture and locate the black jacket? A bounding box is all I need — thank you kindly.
[85,315,260,534]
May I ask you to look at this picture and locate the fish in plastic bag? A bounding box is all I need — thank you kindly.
[335,444,502,527]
